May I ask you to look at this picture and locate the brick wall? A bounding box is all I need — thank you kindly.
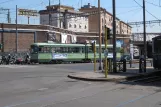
[18,33,34,52]
[2,32,34,52]
[3,33,16,52]
[36,31,47,42]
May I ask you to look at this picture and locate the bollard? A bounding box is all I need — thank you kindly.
[123,59,126,72]
[139,58,144,73]
[109,58,112,72]
[129,60,132,68]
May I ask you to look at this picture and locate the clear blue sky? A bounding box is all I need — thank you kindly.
[0,0,161,33]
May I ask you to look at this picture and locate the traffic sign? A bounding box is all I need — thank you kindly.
[104,49,108,57]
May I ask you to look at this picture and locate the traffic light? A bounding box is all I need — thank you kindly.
[0,44,2,50]
[90,42,96,52]
[105,25,112,39]
[147,41,152,58]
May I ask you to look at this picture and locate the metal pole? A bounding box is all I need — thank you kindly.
[16,5,18,53]
[28,16,30,24]
[104,26,108,78]
[94,42,96,72]
[143,0,146,72]
[49,0,51,25]
[98,0,102,70]
[59,0,61,28]
[7,9,10,23]
[112,0,117,72]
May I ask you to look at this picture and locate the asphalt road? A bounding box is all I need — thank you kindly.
[0,63,160,107]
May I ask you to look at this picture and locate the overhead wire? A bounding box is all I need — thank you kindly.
[145,1,161,7]
[117,8,142,15]
[0,0,15,5]
[133,0,160,20]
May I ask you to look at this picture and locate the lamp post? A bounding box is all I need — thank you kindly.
[143,0,146,72]
[98,0,102,70]
[112,0,117,72]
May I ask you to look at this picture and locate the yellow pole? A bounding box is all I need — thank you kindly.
[94,42,96,72]
[105,26,108,78]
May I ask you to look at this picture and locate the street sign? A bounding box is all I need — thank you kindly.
[18,9,38,16]
[104,49,108,57]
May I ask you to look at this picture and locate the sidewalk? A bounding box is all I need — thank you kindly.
[68,67,157,82]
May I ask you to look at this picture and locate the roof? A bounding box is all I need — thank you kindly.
[31,43,114,48]
[152,35,161,40]
[46,4,74,10]
[79,7,120,20]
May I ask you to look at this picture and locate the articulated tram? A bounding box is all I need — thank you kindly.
[30,42,121,64]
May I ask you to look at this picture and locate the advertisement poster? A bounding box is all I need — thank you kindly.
[52,54,68,59]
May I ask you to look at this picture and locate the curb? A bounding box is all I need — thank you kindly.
[67,75,120,82]
[68,70,161,82]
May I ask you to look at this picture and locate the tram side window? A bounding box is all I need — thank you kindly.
[39,47,50,53]
[52,47,56,53]
[108,48,113,52]
[82,47,85,53]
[55,47,61,53]
[74,47,80,53]
[60,47,68,53]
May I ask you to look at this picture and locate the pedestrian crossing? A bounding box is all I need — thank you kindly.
[0,65,37,68]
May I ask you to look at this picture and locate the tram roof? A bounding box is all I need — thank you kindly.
[152,36,161,40]
[31,43,115,48]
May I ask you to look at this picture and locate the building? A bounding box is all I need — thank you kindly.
[0,23,103,52]
[39,5,89,32]
[79,3,132,53]
[79,3,132,35]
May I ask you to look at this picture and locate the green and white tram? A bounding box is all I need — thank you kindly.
[30,42,121,64]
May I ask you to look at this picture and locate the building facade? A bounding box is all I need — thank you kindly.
[39,5,89,32]
[79,3,132,35]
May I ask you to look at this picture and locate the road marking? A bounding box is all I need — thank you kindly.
[0,65,37,68]
[37,88,48,91]
[115,92,156,107]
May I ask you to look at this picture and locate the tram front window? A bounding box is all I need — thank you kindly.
[31,45,39,53]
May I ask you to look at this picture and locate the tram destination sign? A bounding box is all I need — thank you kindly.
[18,9,38,16]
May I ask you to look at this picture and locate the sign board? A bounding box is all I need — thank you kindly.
[104,49,108,57]
[107,53,113,58]
[18,9,38,16]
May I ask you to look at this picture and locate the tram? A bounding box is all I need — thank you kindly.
[30,42,121,64]
[152,36,161,69]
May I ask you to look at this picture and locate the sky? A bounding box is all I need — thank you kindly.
[0,0,161,33]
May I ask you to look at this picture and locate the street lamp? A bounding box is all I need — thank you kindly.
[98,0,102,70]
[143,0,146,72]
[112,0,117,72]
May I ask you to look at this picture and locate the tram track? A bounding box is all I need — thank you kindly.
[121,75,161,84]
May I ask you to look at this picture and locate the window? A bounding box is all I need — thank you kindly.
[79,25,81,28]
[105,19,106,24]
[102,18,104,23]
[74,24,76,28]
[69,24,72,28]
[31,45,39,53]
[39,47,50,53]
[84,25,87,29]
